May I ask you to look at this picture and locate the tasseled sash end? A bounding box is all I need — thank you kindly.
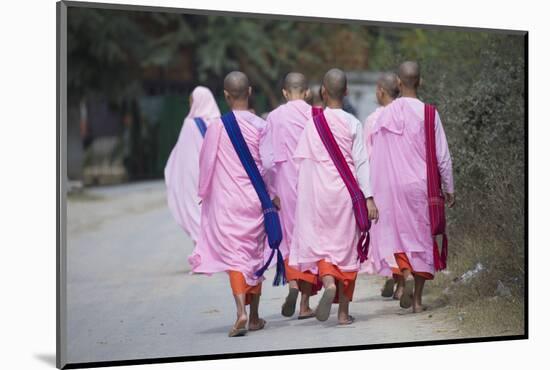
[254,248,274,279]
[356,231,370,263]
[254,248,286,287]
[433,233,448,272]
[273,249,287,286]
[254,206,286,286]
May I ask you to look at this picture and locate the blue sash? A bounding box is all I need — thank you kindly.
[193,117,207,137]
[220,111,286,286]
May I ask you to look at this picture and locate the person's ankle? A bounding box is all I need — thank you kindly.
[289,284,299,290]
[338,311,349,319]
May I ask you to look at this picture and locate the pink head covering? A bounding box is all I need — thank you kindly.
[164,86,220,243]
[187,86,221,120]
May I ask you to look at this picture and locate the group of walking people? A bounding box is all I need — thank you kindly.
[165,61,455,337]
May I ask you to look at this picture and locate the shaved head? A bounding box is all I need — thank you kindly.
[283,72,308,93]
[398,61,420,89]
[378,72,399,99]
[323,68,347,100]
[224,71,250,99]
[312,85,323,106]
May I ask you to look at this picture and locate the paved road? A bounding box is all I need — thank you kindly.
[66,180,462,364]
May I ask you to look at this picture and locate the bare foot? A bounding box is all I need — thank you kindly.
[298,307,315,319]
[399,280,414,309]
[234,314,247,329]
[338,314,355,325]
[316,284,337,322]
[281,288,299,317]
[412,304,427,313]
[248,318,266,331]
[228,314,248,337]
[393,286,404,300]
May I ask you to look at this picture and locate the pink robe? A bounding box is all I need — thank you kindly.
[363,106,384,158]
[369,97,454,276]
[260,99,312,260]
[188,110,268,287]
[360,105,397,275]
[289,108,369,274]
[164,87,220,243]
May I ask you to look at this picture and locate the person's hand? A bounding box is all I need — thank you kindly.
[366,197,379,223]
[445,192,455,208]
[272,196,281,211]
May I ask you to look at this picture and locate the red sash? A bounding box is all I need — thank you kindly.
[312,106,323,117]
[425,104,448,271]
[312,111,371,262]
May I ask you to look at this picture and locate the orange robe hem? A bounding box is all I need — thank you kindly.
[317,260,357,302]
[228,270,262,305]
[391,267,402,279]
[285,259,319,295]
[394,253,434,280]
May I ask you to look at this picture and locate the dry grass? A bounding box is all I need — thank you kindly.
[446,296,524,337]
[425,234,525,338]
[416,34,525,340]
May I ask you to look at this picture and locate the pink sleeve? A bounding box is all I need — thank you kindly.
[364,114,375,158]
[435,112,454,193]
[259,114,277,195]
[260,114,275,172]
[198,119,222,199]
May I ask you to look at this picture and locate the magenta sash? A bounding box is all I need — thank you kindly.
[425,104,448,271]
[312,106,323,117]
[312,111,371,262]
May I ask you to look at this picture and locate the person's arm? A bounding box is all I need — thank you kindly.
[259,112,277,196]
[363,110,378,158]
[349,115,379,220]
[350,116,372,198]
[435,111,455,207]
[259,114,275,171]
[198,119,222,199]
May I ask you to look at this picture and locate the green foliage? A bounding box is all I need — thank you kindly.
[68,8,197,102]
[421,33,525,295]
[67,7,147,100]
[140,14,196,67]
[67,8,372,107]
[193,17,331,107]
[368,28,525,309]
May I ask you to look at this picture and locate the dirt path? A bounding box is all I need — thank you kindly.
[66,180,462,364]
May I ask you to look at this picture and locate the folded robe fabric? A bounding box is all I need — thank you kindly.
[369,97,454,276]
[361,105,401,275]
[261,100,318,291]
[260,101,312,260]
[189,110,269,287]
[290,109,364,274]
[424,104,448,271]
[221,111,285,286]
[312,111,371,263]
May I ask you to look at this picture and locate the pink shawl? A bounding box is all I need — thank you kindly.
[164,86,220,243]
